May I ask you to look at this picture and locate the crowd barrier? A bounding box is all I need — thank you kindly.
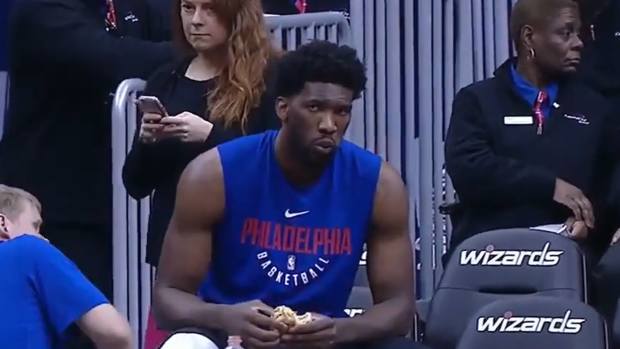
[112,12,357,348]
[0,71,8,140]
[349,0,515,298]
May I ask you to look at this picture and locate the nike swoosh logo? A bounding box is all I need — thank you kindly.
[285,209,310,219]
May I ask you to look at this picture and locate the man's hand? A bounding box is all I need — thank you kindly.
[565,217,589,240]
[280,313,336,349]
[221,300,287,348]
[553,178,595,229]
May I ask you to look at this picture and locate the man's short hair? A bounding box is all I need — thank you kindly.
[0,185,42,220]
[274,40,367,99]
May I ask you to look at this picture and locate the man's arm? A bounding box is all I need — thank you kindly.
[152,148,227,330]
[25,236,131,349]
[13,0,172,84]
[77,304,132,349]
[153,149,286,347]
[334,162,414,343]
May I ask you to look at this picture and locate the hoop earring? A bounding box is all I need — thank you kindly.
[528,47,536,60]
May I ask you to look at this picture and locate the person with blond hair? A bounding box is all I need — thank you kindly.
[0,185,133,349]
[0,184,44,241]
[121,0,280,346]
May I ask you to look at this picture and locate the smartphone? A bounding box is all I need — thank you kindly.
[136,96,168,119]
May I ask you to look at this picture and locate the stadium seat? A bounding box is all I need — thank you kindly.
[456,297,608,349]
[424,228,587,349]
[612,299,620,348]
[346,284,372,317]
[345,245,372,317]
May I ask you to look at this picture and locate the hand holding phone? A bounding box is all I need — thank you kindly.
[159,112,214,143]
[136,96,168,143]
[137,96,168,119]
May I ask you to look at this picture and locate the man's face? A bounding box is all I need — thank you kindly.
[532,7,584,75]
[0,202,43,240]
[180,0,229,53]
[277,82,354,165]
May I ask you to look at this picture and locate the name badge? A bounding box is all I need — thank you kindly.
[504,116,533,125]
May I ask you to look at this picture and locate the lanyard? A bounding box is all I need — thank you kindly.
[295,0,308,13]
[105,0,118,32]
[533,90,548,135]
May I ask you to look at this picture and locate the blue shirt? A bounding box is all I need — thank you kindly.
[0,236,108,349]
[199,131,381,317]
[510,65,559,118]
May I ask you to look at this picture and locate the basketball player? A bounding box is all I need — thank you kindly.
[153,41,424,349]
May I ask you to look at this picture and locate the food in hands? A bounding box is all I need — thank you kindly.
[271,305,313,328]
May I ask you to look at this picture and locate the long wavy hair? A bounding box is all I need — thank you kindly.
[172,0,277,131]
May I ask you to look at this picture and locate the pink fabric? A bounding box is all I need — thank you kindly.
[144,307,170,349]
[295,0,307,13]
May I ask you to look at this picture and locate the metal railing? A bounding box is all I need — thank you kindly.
[0,71,9,140]
[111,78,150,347]
[348,0,513,300]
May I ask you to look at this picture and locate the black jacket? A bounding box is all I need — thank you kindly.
[261,0,349,14]
[0,0,15,70]
[445,60,620,250]
[579,0,620,96]
[0,0,172,225]
[122,58,280,266]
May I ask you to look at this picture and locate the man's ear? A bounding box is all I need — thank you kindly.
[275,96,289,123]
[0,214,8,233]
[0,214,10,240]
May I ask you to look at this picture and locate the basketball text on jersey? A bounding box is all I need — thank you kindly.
[241,217,352,287]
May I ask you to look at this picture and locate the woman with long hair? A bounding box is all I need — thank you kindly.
[122,0,279,346]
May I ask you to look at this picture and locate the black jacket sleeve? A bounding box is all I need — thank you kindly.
[602,105,620,222]
[122,125,161,199]
[603,107,620,161]
[445,87,557,205]
[16,0,173,85]
[607,162,620,225]
[145,0,172,41]
[122,66,172,199]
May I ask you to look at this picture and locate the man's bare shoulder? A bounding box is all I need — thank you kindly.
[174,148,225,224]
[371,161,408,232]
[180,148,223,188]
[175,148,225,211]
[376,161,407,200]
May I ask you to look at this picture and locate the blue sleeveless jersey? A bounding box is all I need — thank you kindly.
[199,131,381,317]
